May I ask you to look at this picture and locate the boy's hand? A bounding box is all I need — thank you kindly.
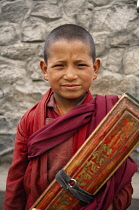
[32,208,41,210]
[107,203,113,210]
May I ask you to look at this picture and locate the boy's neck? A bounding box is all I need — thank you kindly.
[54,93,86,114]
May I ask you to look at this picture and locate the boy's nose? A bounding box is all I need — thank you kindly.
[63,67,78,80]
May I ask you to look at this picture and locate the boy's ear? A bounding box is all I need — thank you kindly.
[40,60,48,81]
[93,58,100,80]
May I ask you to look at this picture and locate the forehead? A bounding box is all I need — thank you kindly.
[48,39,91,57]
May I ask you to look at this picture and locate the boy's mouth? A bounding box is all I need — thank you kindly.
[61,84,80,90]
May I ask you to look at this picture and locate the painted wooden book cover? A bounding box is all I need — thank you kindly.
[30,93,139,210]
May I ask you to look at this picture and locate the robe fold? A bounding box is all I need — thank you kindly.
[4,89,137,210]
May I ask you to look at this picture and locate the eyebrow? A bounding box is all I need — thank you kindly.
[50,60,65,63]
[51,59,89,63]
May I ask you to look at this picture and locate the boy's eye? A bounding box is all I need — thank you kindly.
[53,64,64,68]
[78,64,88,67]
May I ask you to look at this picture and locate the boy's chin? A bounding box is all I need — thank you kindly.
[63,94,86,101]
[54,91,87,102]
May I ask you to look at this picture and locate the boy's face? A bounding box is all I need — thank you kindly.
[40,39,100,103]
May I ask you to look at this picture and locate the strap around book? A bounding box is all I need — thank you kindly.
[55,169,95,206]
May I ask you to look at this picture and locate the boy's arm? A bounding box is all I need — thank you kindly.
[4,120,28,210]
[113,182,133,209]
[80,181,133,210]
[107,182,133,210]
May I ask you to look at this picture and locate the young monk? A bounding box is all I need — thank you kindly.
[4,24,137,210]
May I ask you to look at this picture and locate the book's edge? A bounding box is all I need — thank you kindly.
[126,93,139,105]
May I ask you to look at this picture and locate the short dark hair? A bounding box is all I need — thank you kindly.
[44,24,96,64]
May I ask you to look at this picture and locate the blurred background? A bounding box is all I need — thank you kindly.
[0,0,139,209]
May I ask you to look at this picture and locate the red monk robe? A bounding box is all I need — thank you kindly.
[4,89,137,210]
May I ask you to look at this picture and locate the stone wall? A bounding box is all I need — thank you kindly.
[0,0,139,153]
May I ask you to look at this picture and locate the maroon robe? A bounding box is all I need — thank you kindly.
[4,89,137,210]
